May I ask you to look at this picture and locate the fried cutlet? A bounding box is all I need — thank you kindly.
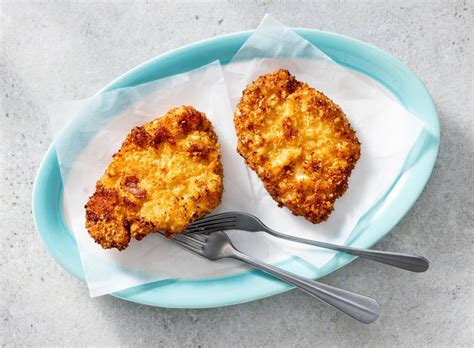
[85,106,223,250]
[234,69,360,223]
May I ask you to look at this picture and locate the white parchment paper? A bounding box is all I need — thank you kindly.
[48,15,424,297]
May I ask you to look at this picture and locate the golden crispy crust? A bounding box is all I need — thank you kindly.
[234,70,360,223]
[85,106,223,250]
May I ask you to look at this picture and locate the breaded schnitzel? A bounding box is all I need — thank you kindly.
[85,106,223,250]
[234,69,360,223]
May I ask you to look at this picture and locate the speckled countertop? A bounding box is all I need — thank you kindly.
[1,1,473,346]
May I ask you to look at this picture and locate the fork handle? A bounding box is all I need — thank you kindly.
[264,228,429,272]
[231,251,380,324]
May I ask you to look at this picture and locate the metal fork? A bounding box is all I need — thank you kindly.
[184,211,429,272]
[172,231,380,323]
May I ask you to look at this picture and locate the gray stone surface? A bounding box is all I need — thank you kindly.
[1,0,473,346]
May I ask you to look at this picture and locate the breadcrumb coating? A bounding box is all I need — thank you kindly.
[85,106,223,250]
[234,69,360,223]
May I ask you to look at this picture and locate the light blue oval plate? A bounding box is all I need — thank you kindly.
[32,29,439,308]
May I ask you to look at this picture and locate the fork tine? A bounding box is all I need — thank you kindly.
[174,234,204,249]
[185,225,235,234]
[172,238,203,254]
[186,219,236,231]
[184,224,235,234]
[186,220,235,230]
[177,234,206,246]
[189,217,236,227]
[190,234,208,242]
[188,213,237,226]
[197,211,237,220]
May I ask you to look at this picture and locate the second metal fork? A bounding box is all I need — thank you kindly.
[184,211,429,272]
[173,231,380,323]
